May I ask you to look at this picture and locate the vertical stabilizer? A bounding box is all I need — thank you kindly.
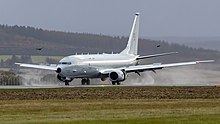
[120,13,140,55]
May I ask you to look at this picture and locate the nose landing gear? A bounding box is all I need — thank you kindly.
[112,81,120,85]
[64,79,73,86]
[81,78,90,85]
[65,81,70,86]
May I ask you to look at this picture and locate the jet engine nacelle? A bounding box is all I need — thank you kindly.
[109,70,126,82]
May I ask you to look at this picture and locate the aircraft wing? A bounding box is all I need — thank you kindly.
[15,63,57,71]
[124,60,214,73]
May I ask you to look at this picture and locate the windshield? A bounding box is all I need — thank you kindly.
[59,62,71,65]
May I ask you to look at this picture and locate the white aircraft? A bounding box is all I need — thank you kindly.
[15,13,214,85]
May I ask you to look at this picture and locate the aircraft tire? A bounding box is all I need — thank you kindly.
[117,82,120,85]
[86,79,90,85]
[81,79,86,85]
[65,81,69,86]
[112,81,116,85]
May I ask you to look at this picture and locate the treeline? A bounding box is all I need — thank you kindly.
[0,55,32,68]
[0,71,22,85]
[0,24,219,63]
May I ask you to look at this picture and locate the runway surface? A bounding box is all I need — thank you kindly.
[0,83,216,89]
[0,85,106,89]
[0,84,153,89]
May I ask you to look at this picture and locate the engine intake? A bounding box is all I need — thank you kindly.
[56,68,61,73]
[109,70,126,82]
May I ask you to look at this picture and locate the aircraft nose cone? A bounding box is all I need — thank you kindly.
[56,67,62,73]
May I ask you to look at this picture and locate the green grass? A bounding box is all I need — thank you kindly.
[0,55,12,61]
[31,56,62,63]
[0,99,219,124]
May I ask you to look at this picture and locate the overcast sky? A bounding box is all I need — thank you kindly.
[0,0,220,37]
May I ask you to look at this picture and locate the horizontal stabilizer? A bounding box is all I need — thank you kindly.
[136,52,178,60]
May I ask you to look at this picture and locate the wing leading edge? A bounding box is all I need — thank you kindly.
[15,63,57,71]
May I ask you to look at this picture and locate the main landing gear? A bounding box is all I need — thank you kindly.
[81,78,90,85]
[112,81,120,85]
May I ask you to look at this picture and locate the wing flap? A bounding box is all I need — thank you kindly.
[15,63,57,71]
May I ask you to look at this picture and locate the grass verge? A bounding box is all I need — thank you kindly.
[0,99,219,124]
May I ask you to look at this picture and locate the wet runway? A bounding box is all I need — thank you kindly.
[0,84,148,89]
[0,83,215,89]
[0,85,110,89]
[0,85,147,89]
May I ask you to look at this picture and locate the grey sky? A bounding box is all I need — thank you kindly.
[0,0,220,37]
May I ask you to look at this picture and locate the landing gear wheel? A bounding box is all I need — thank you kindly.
[86,79,90,85]
[81,79,86,85]
[81,78,90,85]
[65,81,69,86]
[112,81,120,85]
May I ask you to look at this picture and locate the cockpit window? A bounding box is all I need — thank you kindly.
[59,62,71,65]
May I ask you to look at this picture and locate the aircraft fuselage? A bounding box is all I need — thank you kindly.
[58,53,138,78]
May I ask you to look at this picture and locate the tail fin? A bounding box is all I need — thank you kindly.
[120,13,140,55]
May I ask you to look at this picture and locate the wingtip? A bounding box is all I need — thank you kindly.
[15,63,21,65]
[171,51,178,54]
[135,12,140,16]
[196,60,215,63]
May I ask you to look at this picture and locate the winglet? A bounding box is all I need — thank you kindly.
[135,12,140,15]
